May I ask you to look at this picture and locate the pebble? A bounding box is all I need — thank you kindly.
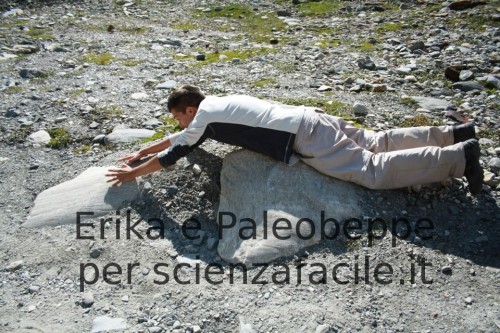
[131,92,149,100]
[28,285,40,293]
[464,297,474,305]
[90,247,105,259]
[441,266,452,274]
[5,260,24,271]
[192,164,202,175]
[488,157,500,172]
[82,293,95,307]
[353,102,369,115]
[156,80,177,89]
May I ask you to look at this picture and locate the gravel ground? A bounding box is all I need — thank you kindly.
[0,1,499,332]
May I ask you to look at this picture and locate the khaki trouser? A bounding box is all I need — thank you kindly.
[293,110,466,189]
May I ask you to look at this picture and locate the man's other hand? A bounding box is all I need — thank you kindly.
[117,151,142,164]
[105,164,137,187]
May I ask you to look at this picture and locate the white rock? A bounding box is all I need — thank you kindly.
[28,130,51,145]
[91,316,127,333]
[25,167,142,228]
[131,92,149,100]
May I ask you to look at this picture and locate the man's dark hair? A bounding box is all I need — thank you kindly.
[167,85,205,113]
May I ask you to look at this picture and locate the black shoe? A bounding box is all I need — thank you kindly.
[463,139,483,195]
[453,122,476,144]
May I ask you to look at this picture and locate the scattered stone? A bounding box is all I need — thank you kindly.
[89,121,100,129]
[5,260,24,271]
[5,108,21,118]
[19,69,47,79]
[196,54,206,61]
[143,118,163,128]
[2,8,24,17]
[82,293,95,308]
[372,84,387,93]
[131,92,149,100]
[449,1,486,11]
[452,81,484,92]
[488,157,500,172]
[445,67,460,82]
[464,297,474,305]
[357,57,376,70]
[192,164,202,175]
[90,247,105,259]
[192,325,201,333]
[28,130,51,145]
[156,80,177,89]
[91,316,127,333]
[317,85,332,92]
[148,327,162,333]
[315,324,330,333]
[353,102,369,115]
[410,96,452,110]
[28,285,40,294]
[122,295,129,302]
[441,266,453,274]
[459,70,474,81]
[92,134,106,144]
[483,76,500,89]
[409,41,425,52]
[104,128,155,144]
[277,10,292,17]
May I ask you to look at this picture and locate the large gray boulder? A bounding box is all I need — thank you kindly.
[24,167,142,228]
[217,150,382,265]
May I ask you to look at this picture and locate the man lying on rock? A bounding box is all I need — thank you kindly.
[106,85,483,195]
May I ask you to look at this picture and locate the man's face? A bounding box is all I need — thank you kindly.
[171,107,197,128]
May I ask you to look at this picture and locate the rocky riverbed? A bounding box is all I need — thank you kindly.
[0,0,499,332]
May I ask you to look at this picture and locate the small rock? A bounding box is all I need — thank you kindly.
[82,293,95,308]
[192,325,201,333]
[409,41,425,52]
[19,69,47,79]
[131,92,149,100]
[148,327,162,333]
[459,70,474,81]
[489,157,500,172]
[445,67,460,82]
[28,286,40,294]
[316,324,330,333]
[464,297,474,305]
[318,85,332,92]
[5,260,24,271]
[452,81,484,92]
[89,121,100,129]
[156,80,177,90]
[27,305,36,313]
[357,57,376,70]
[173,320,181,328]
[192,164,202,175]
[372,84,387,92]
[55,116,68,123]
[5,108,21,118]
[277,10,292,17]
[441,266,452,274]
[196,54,206,61]
[353,102,368,115]
[122,295,129,302]
[28,130,51,145]
[90,247,105,259]
[92,134,106,144]
[91,316,127,333]
[2,8,24,17]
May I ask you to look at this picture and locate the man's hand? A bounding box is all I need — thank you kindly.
[105,164,137,187]
[117,151,143,165]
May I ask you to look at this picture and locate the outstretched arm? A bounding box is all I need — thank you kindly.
[117,137,172,164]
[106,155,164,187]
